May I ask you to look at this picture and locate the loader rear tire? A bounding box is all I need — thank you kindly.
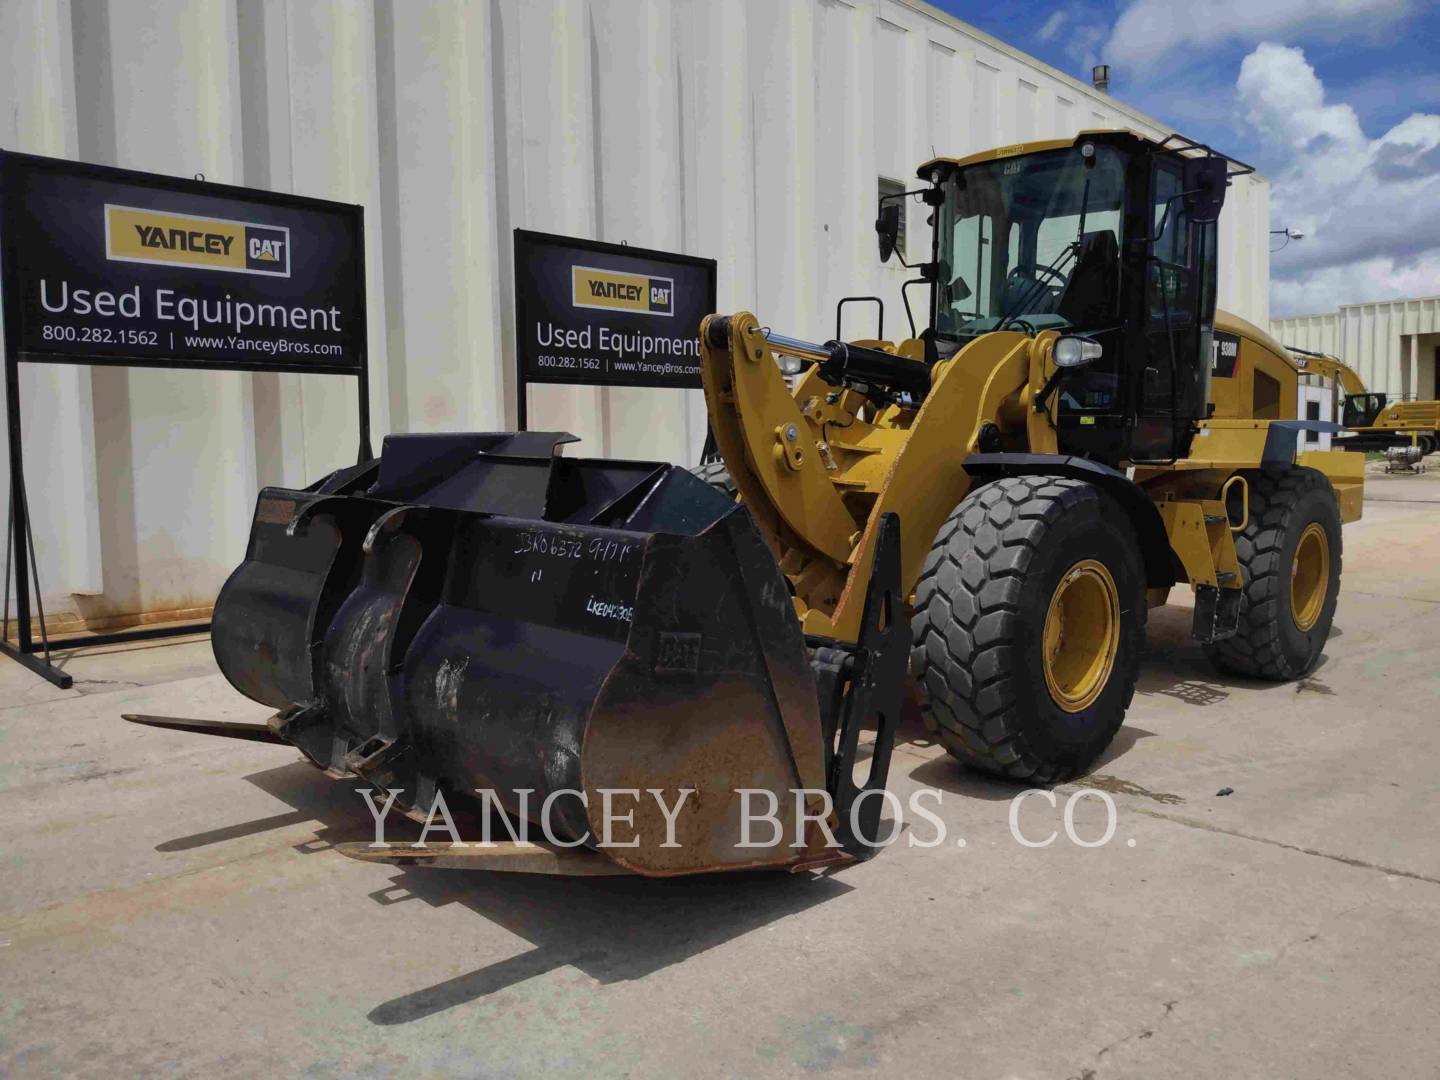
[690,460,737,499]
[1204,467,1341,681]
[909,476,1146,783]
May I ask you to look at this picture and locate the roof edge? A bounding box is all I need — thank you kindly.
[1274,294,1440,322]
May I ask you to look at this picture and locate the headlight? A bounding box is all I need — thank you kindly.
[1054,336,1103,369]
[776,353,805,376]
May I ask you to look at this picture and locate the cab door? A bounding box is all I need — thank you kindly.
[1130,158,1219,462]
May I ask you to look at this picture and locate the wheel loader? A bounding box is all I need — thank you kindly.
[127,129,1363,878]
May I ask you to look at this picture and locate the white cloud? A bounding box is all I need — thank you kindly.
[1035,5,1108,72]
[1271,252,1440,317]
[1105,0,1410,72]
[1037,11,1068,41]
[1237,43,1440,315]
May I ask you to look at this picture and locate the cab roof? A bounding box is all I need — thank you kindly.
[915,130,1150,177]
[916,129,1255,179]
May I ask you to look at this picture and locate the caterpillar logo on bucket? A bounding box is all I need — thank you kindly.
[104,205,291,277]
[572,265,673,316]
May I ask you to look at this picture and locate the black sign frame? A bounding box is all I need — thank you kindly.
[0,149,372,687]
[511,228,716,430]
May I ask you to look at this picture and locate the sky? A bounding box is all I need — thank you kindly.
[933,0,1440,317]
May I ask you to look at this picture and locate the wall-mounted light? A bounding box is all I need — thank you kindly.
[1270,226,1304,252]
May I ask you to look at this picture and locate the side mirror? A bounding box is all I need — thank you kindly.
[1183,156,1228,223]
[876,202,900,263]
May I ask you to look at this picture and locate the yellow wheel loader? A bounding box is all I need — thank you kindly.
[127,130,1363,878]
[696,130,1361,782]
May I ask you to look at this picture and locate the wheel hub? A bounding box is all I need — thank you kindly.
[1291,522,1330,632]
[1042,559,1120,713]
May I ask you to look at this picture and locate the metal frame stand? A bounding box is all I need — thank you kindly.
[0,352,370,689]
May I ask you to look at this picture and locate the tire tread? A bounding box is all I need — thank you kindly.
[690,459,737,499]
[909,476,1144,783]
[1204,466,1341,680]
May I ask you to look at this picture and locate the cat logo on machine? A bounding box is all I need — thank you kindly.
[571,265,674,317]
[1211,330,1241,378]
[104,205,292,277]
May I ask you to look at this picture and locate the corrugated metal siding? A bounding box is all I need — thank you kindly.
[1273,296,1440,397]
[1,0,1271,617]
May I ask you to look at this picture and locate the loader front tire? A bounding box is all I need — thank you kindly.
[910,476,1146,783]
[1204,467,1341,681]
[690,459,737,499]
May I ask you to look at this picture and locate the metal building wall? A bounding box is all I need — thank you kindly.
[1272,296,1440,398]
[1,0,1271,626]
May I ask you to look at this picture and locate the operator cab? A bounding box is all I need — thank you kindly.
[902,131,1251,465]
[1343,392,1387,428]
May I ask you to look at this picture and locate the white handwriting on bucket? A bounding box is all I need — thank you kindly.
[584,596,633,623]
[511,529,635,564]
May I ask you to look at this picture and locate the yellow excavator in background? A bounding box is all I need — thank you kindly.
[1279,346,1440,457]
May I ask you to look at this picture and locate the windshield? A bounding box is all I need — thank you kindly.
[934,144,1127,339]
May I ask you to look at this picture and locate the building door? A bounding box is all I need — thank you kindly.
[1298,385,1332,453]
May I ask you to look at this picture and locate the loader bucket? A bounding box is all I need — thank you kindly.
[189,433,908,877]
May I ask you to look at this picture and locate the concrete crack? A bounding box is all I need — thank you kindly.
[1132,807,1440,886]
[1067,999,1180,1079]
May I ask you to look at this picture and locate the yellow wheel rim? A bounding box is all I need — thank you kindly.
[1291,522,1330,632]
[1042,559,1121,713]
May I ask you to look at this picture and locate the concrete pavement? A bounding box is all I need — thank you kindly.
[2,473,1439,1078]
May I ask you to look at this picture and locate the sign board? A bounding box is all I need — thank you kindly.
[511,230,715,412]
[0,149,371,688]
[0,151,366,373]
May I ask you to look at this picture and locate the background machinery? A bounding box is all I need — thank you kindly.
[1282,346,1440,457]
[128,130,1364,877]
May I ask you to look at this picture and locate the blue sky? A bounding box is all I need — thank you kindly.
[933,0,1440,316]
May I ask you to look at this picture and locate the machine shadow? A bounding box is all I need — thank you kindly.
[153,597,1345,1022]
[850,694,1028,802]
[902,718,1162,796]
[363,867,851,1025]
[192,759,857,1025]
[892,664,1162,797]
[1135,603,1337,704]
[868,602,1345,803]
